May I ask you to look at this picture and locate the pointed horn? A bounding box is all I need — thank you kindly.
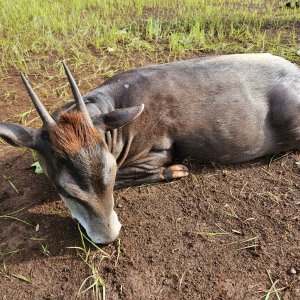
[62,62,93,125]
[21,73,56,127]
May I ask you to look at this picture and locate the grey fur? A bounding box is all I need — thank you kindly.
[1,53,300,243]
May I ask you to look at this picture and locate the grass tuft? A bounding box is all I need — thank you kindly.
[0,206,32,227]
[67,224,111,300]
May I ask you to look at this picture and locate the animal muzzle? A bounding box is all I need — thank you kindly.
[84,210,122,245]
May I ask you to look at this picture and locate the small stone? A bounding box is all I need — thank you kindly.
[288,267,297,275]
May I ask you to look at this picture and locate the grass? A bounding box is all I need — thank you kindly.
[15,109,33,125]
[263,270,287,300]
[229,236,259,251]
[40,244,50,256]
[0,0,299,76]
[67,224,113,300]
[195,230,259,251]
[172,269,187,291]
[2,175,19,194]
[0,246,31,285]
[0,206,32,227]
[0,264,32,285]
[11,273,32,285]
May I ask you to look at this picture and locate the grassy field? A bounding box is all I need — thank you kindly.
[1,0,300,75]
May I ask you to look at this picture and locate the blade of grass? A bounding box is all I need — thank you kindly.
[11,273,32,284]
[194,232,230,237]
[267,270,281,300]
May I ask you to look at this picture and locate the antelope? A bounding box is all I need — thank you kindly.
[1,53,300,244]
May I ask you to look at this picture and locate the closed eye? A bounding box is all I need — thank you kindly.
[61,182,88,200]
[59,187,88,207]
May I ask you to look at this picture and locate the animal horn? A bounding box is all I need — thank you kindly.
[21,73,56,127]
[62,62,93,125]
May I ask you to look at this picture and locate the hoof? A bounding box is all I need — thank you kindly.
[161,164,189,180]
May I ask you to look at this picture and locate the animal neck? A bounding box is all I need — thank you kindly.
[104,127,133,168]
[82,93,135,168]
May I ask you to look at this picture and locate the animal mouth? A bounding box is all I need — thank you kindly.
[70,207,121,244]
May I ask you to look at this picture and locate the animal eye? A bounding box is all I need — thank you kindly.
[63,190,78,201]
[64,192,72,198]
[59,188,77,201]
[59,184,77,199]
[61,188,88,207]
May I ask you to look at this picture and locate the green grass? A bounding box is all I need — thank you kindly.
[0,206,32,227]
[263,270,287,300]
[0,0,299,75]
[67,224,112,299]
[40,244,50,256]
[11,273,32,285]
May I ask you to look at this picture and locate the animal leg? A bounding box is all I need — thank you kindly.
[115,164,189,189]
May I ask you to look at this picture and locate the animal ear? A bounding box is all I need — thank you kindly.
[94,104,145,131]
[0,123,39,149]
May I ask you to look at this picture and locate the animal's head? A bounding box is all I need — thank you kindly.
[0,63,144,244]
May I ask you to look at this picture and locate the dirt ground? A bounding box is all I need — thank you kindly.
[0,59,300,300]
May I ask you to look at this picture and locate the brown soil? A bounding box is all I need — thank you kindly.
[0,60,300,300]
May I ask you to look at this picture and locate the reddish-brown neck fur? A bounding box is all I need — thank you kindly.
[49,111,104,157]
